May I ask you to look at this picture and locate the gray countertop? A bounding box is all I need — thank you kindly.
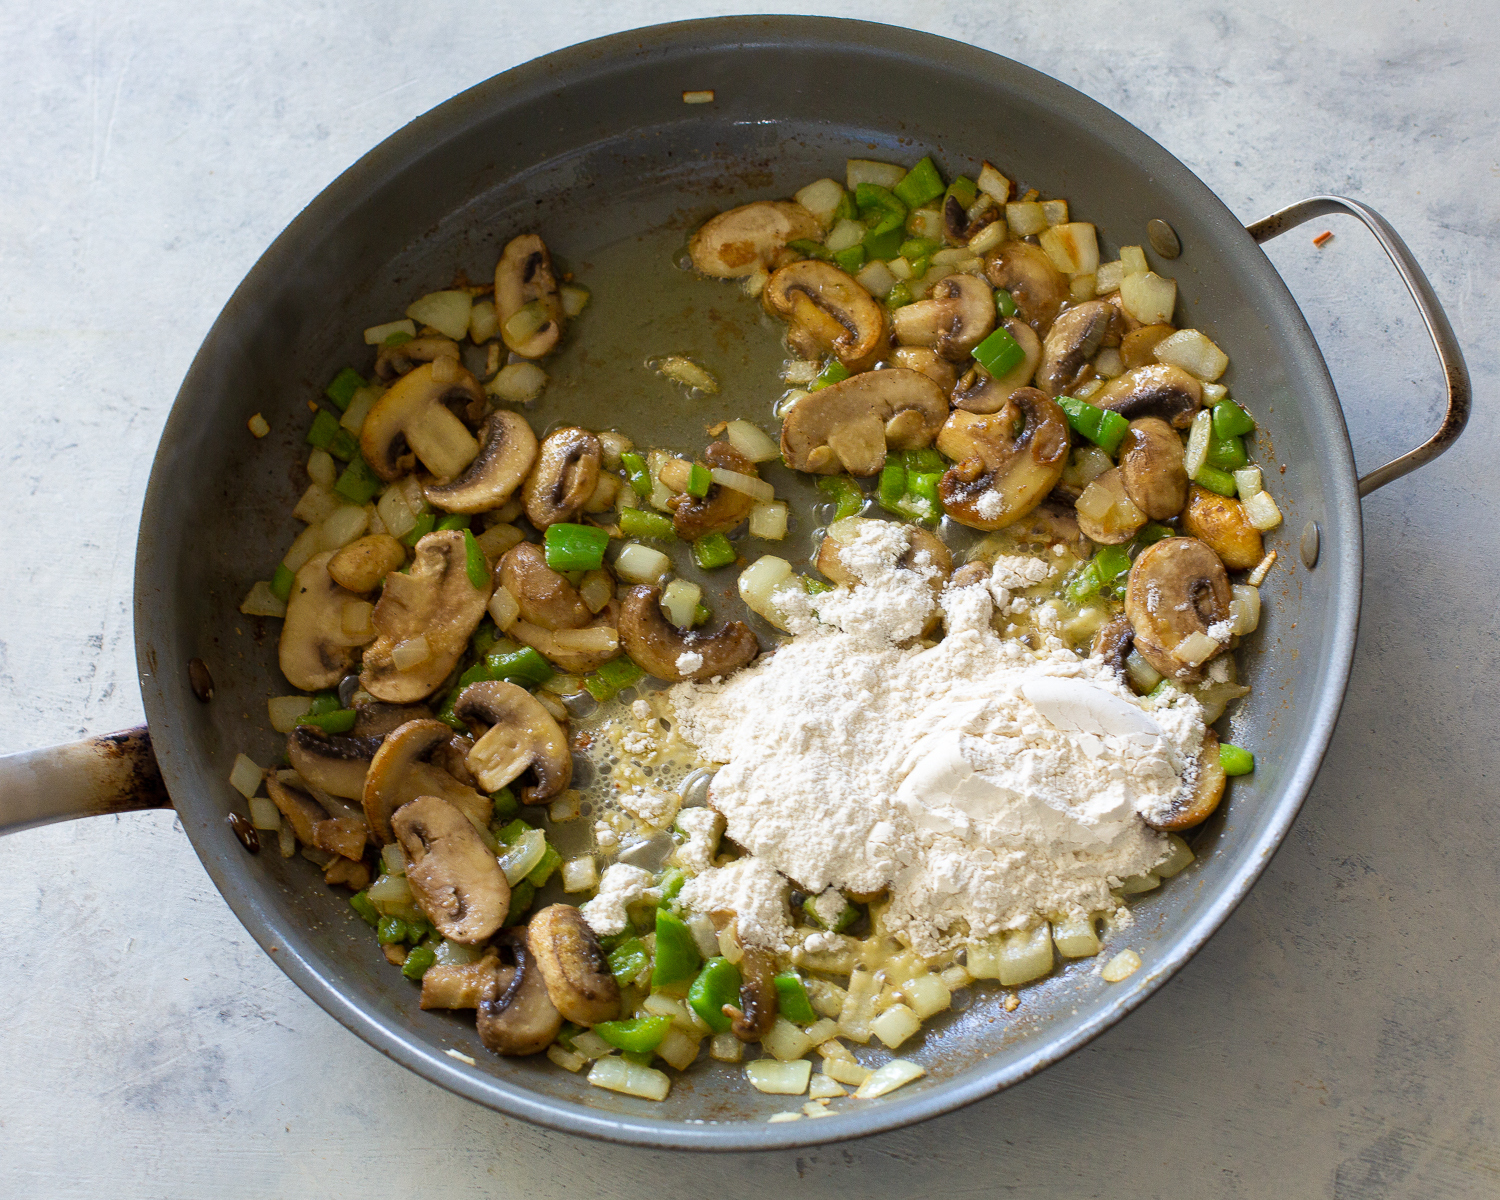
[2,1,1495,1195]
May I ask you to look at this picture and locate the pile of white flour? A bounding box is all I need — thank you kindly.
[670,521,1206,957]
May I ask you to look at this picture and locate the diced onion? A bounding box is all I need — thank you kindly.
[341,600,374,638]
[741,268,769,299]
[1229,584,1261,635]
[1052,914,1101,959]
[907,205,946,242]
[749,500,789,540]
[967,222,1006,256]
[1073,376,1104,400]
[1118,871,1160,894]
[845,158,905,190]
[1119,245,1148,276]
[1153,328,1229,382]
[1233,466,1263,498]
[503,301,550,344]
[1094,347,1125,379]
[870,1006,922,1051]
[709,467,774,502]
[1101,949,1142,982]
[1242,489,1283,531]
[548,791,583,823]
[997,923,1054,986]
[267,695,312,733]
[1124,649,1163,695]
[654,355,718,394]
[709,1032,743,1062]
[306,449,338,489]
[1172,630,1221,668]
[485,362,548,403]
[340,385,382,435]
[363,319,415,346]
[794,177,845,227]
[578,571,614,615]
[1119,270,1177,325]
[551,627,619,655]
[1005,201,1047,236]
[855,259,897,298]
[390,636,430,670]
[977,161,1011,202]
[498,828,546,885]
[588,1056,671,1101]
[780,360,822,386]
[1039,222,1099,275]
[546,1044,587,1073]
[247,413,270,438]
[248,795,282,831]
[853,1058,925,1099]
[762,1018,815,1062]
[293,484,341,526]
[686,913,720,960]
[737,555,796,629]
[1069,273,1097,303]
[1041,198,1070,226]
[1094,260,1125,295]
[405,290,472,341]
[320,504,370,551]
[570,1030,613,1061]
[661,579,702,629]
[239,582,287,619]
[654,1027,702,1072]
[1184,410,1213,478]
[561,856,598,893]
[1247,550,1278,588]
[1202,381,1229,404]
[745,1058,811,1095]
[724,419,781,463]
[228,753,264,799]
[824,217,865,252]
[475,523,523,562]
[467,298,498,344]
[900,973,952,1019]
[808,1074,846,1100]
[1156,834,1196,879]
[613,543,672,584]
[376,486,417,540]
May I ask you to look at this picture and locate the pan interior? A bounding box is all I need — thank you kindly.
[135,18,1359,1149]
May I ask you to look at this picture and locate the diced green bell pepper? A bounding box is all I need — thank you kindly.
[583,655,646,702]
[324,367,366,412]
[608,936,649,983]
[832,244,866,274]
[296,707,357,734]
[306,409,359,460]
[816,475,864,522]
[593,1015,673,1054]
[490,788,518,822]
[504,879,535,925]
[686,462,712,498]
[802,577,835,595]
[1212,399,1256,438]
[995,288,1017,318]
[526,842,562,887]
[972,326,1026,379]
[620,451,652,498]
[809,361,851,392]
[893,156,945,209]
[786,238,832,262]
[462,528,489,590]
[1066,561,1102,604]
[619,508,676,540]
[878,453,906,512]
[898,235,943,262]
[349,890,380,927]
[270,561,296,603]
[401,944,436,980]
[650,909,702,995]
[1057,397,1130,456]
[657,867,686,907]
[400,511,435,548]
[773,971,817,1025]
[486,646,553,688]
[692,533,736,570]
[1220,743,1255,775]
[334,454,383,504]
[1192,463,1239,497]
[544,523,609,572]
[376,916,409,946]
[1093,543,1132,584]
[687,957,742,1035]
[1205,432,1248,470]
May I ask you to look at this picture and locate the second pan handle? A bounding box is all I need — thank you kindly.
[0,728,170,836]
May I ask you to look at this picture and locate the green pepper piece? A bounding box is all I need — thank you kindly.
[898,235,943,262]
[504,879,536,925]
[902,446,946,475]
[1093,543,1132,583]
[786,238,832,262]
[469,620,501,660]
[376,916,409,946]
[995,288,1018,318]
[693,603,712,626]
[833,190,858,223]
[773,971,817,1025]
[594,1014,673,1054]
[902,471,942,524]
[544,522,609,572]
[831,244,866,274]
[324,367,366,412]
[687,957,742,1034]
[906,255,931,279]
[332,454,382,505]
[893,156,945,208]
[270,561,296,603]
[526,842,562,887]
[1134,523,1174,549]
[650,909,702,995]
[885,281,913,310]
[1212,399,1256,438]
[383,330,413,347]
[620,451,652,498]
[1205,432,1248,470]
[816,475,865,522]
[434,514,470,532]
[307,410,344,453]
[399,511,435,548]
[619,508,676,540]
[809,361,852,392]
[686,462,712,497]
[454,662,490,692]
[349,890,380,927]
[607,936,649,983]
[485,646,553,688]
[491,788,519,822]
[658,867,686,907]
[1066,561,1102,604]
[461,528,489,590]
[296,707,357,735]
[972,326,1026,379]
[493,819,535,847]
[802,577,835,595]
[401,944,437,981]
[435,687,465,732]
[583,655,646,702]
[1192,463,1238,497]
[878,453,906,513]
[1220,742,1255,775]
[692,533,736,570]
[1057,397,1130,456]
[308,691,340,716]
[801,892,859,932]
[944,175,979,216]
[854,182,907,221]
[862,217,905,262]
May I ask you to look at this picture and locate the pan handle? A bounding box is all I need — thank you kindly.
[0,727,172,836]
[1247,195,1470,496]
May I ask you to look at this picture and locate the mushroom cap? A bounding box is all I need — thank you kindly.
[1119,417,1189,520]
[1124,537,1232,683]
[358,361,485,482]
[951,318,1040,413]
[688,200,820,278]
[392,795,510,944]
[476,930,564,1056]
[1181,484,1264,570]
[265,772,368,860]
[286,726,385,800]
[1094,363,1203,429]
[936,387,1071,531]
[726,945,779,1042]
[499,541,591,632]
[526,904,621,1026]
[891,346,958,393]
[278,551,377,693]
[495,233,564,359]
[890,273,996,362]
[454,680,573,802]
[1147,728,1227,831]
[374,335,460,382]
[667,441,758,539]
[360,530,493,704]
[1034,299,1120,397]
[352,702,433,738]
[780,368,948,476]
[1090,612,1135,680]
[521,426,601,529]
[362,717,492,844]
[762,260,887,372]
[984,240,1069,335]
[327,534,407,594]
[422,410,539,514]
[618,585,760,682]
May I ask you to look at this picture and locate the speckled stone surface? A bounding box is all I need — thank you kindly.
[2,1,1496,1195]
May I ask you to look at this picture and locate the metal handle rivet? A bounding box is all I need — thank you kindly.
[1147,218,1181,259]
[1300,521,1321,569]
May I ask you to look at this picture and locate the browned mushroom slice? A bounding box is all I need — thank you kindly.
[725,946,778,1042]
[496,234,564,359]
[1125,537,1232,683]
[358,362,485,482]
[499,541,591,631]
[780,368,948,476]
[762,260,887,372]
[1118,417,1189,520]
[264,771,368,860]
[527,904,622,1026]
[286,726,385,799]
[1074,467,1148,545]
[944,188,1001,245]
[476,930,564,1056]
[1091,613,1135,679]
[984,240,1069,334]
[668,442,759,539]
[890,274,996,362]
[1034,300,1121,397]
[1147,729,1226,831]
[328,534,407,594]
[936,387,1071,531]
[420,949,500,1009]
[391,795,509,944]
[950,318,1041,413]
[362,718,492,845]
[1181,484,1265,570]
[1120,324,1177,370]
[374,335,461,381]
[688,200,821,278]
[423,410,539,514]
[351,702,433,738]
[453,681,572,802]
[891,346,957,393]
[1094,364,1203,429]
[618,585,760,683]
[522,426,601,529]
[278,552,378,693]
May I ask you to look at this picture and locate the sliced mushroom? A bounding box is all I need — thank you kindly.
[526,903,621,1025]
[352,702,432,738]
[1120,324,1177,370]
[476,930,563,1056]
[1119,417,1189,520]
[374,335,461,381]
[264,771,367,860]
[892,346,957,392]
[1094,364,1203,429]
[1075,467,1148,545]
[423,410,539,514]
[688,200,821,278]
[725,946,778,1042]
[619,585,760,682]
[984,240,1069,334]
[392,795,509,944]
[495,233,564,359]
[936,387,1071,531]
[1091,613,1135,679]
[453,681,572,802]
[430,732,479,789]
[1034,300,1121,397]
[287,726,385,799]
[358,362,485,482]
[890,274,996,362]
[362,718,492,844]
[1181,485,1264,570]
[521,426,601,529]
[1147,729,1226,831]
[328,534,407,594]
[950,318,1041,413]
[361,531,492,703]
[278,551,377,692]
[944,192,1001,245]
[762,260,886,372]
[668,442,759,538]
[420,949,500,1009]
[499,542,591,631]
[1125,537,1232,683]
[780,368,947,476]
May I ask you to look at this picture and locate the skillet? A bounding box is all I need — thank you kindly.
[0,16,1467,1150]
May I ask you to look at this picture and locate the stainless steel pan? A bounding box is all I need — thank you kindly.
[0,16,1468,1151]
